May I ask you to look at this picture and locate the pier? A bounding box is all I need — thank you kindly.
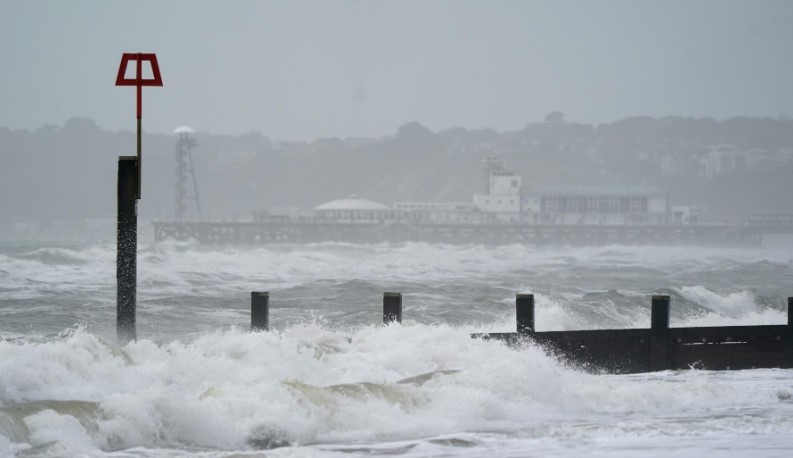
[153,219,775,246]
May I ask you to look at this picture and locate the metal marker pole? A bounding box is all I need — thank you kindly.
[136,53,142,199]
[115,53,162,342]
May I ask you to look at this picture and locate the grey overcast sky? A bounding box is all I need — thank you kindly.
[1,0,792,139]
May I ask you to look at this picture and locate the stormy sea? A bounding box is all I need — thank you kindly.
[1,239,792,457]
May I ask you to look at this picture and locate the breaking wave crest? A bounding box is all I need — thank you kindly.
[1,323,792,456]
[2,241,793,455]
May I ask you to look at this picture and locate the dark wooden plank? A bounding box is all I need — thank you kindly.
[473,329,650,374]
[383,292,402,324]
[516,294,535,334]
[531,329,650,374]
[672,341,786,370]
[473,323,790,374]
[669,325,786,344]
[251,292,269,332]
[787,298,793,369]
[471,332,521,345]
[650,296,671,371]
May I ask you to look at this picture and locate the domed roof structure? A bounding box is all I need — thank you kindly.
[315,195,389,211]
[174,126,195,134]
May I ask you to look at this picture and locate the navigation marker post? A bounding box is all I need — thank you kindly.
[114,53,163,343]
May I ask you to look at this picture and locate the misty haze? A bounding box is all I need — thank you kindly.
[1,1,793,457]
[2,115,793,242]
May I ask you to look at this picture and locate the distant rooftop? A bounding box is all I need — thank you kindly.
[315,196,389,211]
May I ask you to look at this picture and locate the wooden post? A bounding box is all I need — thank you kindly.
[383,292,402,324]
[516,294,535,334]
[117,156,137,343]
[649,295,671,371]
[786,297,793,368]
[251,292,269,332]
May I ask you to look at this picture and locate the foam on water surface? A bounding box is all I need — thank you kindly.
[1,241,793,456]
[0,324,792,457]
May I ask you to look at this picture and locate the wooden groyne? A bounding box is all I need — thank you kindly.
[471,295,793,374]
[248,292,792,374]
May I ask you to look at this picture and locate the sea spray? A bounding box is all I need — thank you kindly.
[2,241,793,456]
[2,323,793,455]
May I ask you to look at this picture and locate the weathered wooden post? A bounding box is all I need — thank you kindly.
[516,294,535,334]
[251,292,269,332]
[383,292,402,324]
[649,295,671,371]
[787,297,793,368]
[116,157,138,343]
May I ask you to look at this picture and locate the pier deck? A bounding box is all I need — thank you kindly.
[154,220,772,245]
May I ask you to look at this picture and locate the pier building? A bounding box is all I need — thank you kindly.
[154,150,788,245]
[522,186,669,225]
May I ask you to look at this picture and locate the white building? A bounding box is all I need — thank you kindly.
[700,145,748,181]
[473,170,522,219]
[314,196,400,222]
[299,166,678,226]
[522,186,669,225]
[699,144,793,181]
[670,205,700,224]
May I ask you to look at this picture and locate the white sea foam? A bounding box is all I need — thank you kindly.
[2,241,793,456]
[676,285,787,326]
[1,324,792,456]
[677,285,758,315]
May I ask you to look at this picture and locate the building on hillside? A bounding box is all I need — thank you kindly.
[700,145,744,181]
[699,144,793,181]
